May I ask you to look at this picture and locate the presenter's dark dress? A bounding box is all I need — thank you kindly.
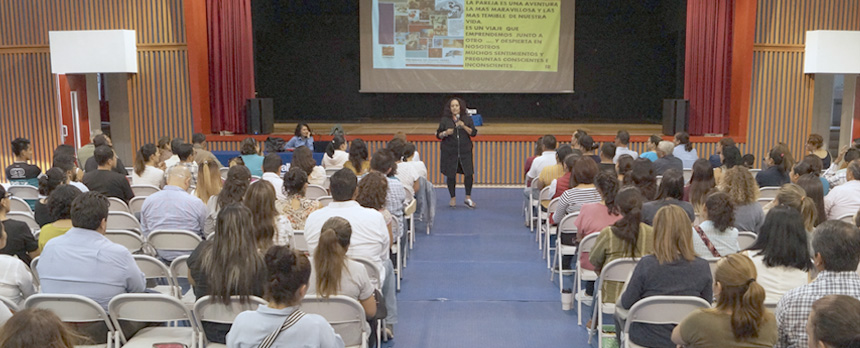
[436,116,477,197]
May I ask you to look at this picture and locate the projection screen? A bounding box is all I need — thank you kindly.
[360,0,574,93]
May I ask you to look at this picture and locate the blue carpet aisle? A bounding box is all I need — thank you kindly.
[385,188,592,347]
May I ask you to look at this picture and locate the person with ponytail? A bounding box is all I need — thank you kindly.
[131,143,164,188]
[344,139,371,176]
[589,187,655,303]
[323,134,349,169]
[205,165,251,235]
[673,131,699,169]
[744,205,812,305]
[673,253,777,347]
[195,160,222,204]
[244,180,291,248]
[227,246,344,348]
[807,295,860,348]
[569,172,621,291]
[797,174,827,226]
[766,183,818,232]
[576,134,601,164]
[35,167,68,227]
[188,203,267,344]
[615,154,634,183]
[756,146,791,188]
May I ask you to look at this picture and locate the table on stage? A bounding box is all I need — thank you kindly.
[211,151,325,167]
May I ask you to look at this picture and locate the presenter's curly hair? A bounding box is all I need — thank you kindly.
[444,97,468,118]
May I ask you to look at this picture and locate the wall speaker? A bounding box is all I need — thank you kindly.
[662,99,689,135]
[246,98,274,135]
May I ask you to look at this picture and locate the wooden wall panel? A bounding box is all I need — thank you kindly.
[129,49,194,149]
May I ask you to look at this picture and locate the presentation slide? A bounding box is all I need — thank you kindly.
[360,0,574,93]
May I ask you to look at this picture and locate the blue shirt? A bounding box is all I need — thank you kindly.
[285,136,314,151]
[640,151,658,162]
[37,227,146,311]
[140,185,208,261]
[227,304,344,348]
[241,154,265,177]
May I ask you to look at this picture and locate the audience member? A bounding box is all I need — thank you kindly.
[387,139,418,198]
[261,153,286,200]
[396,142,428,195]
[654,140,683,175]
[0,186,38,265]
[195,159,222,204]
[35,167,67,226]
[371,149,407,242]
[52,154,88,193]
[626,158,659,200]
[756,146,791,188]
[245,180,291,247]
[797,174,827,229]
[553,156,601,224]
[226,246,344,348]
[357,172,395,244]
[714,144,742,185]
[824,160,860,220]
[807,133,832,168]
[824,146,860,188]
[191,133,222,167]
[293,146,326,186]
[774,142,798,173]
[526,135,558,195]
[617,205,712,347]
[615,154,634,182]
[82,145,134,203]
[692,192,739,257]
[170,143,199,188]
[188,203,267,344]
[598,143,617,175]
[742,154,756,168]
[806,295,860,348]
[393,132,421,162]
[163,137,184,168]
[721,166,764,232]
[284,122,314,151]
[239,137,265,177]
[673,254,777,347]
[686,159,716,215]
[76,129,103,170]
[5,137,41,186]
[745,205,812,305]
[577,135,601,164]
[642,169,696,225]
[639,135,662,162]
[550,151,581,201]
[768,183,819,233]
[524,136,543,179]
[38,185,82,250]
[537,144,573,192]
[776,220,860,348]
[708,137,736,168]
[276,167,320,230]
[613,130,638,162]
[345,138,371,176]
[0,221,36,306]
[83,134,128,175]
[131,143,164,188]
[589,187,655,304]
[323,134,349,169]
[801,154,830,195]
[570,172,621,282]
[673,132,698,169]
[0,308,86,348]
[156,136,173,165]
[205,165,250,235]
[141,165,208,261]
[570,129,588,149]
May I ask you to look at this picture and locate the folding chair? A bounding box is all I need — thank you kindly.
[837,213,855,224]
[7,185,39,199]
[0,295,19,312]
[551,212,578,292]
[592,257,639,348]
[316,195,333,207]
[301,295,370,348]
[219,167,229,181]
[536,186,553,250]
[108,197,130,213]
[748,168,761,178]
[29,256,40,286]
[576,233,599,325]
[169,256,193,302]
[193,295,268,348]
[107,211,142,233]
[543,197,561,267]
[305,184,328,200]
[291,230,309,253]
[404,199,417,251]
[655,175,663,186]
[108,294,201,348]
[25,294,117,347]
[682,168,693,184]
[7,211,39,234]
[737,231,757,250]
[759,187,779,199]
[8,196,33,216]
[706,258,720,283]
[128,196,146,215]
[105,230,145,253]
[133,255,180,298]
[147,229,203,257]
[757,197,773,209]
[351,257,384,345]
[130,184,160,197]
[528,177,540,233]
[621,296,711,348]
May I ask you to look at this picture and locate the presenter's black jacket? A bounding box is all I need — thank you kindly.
[436,116,477,177]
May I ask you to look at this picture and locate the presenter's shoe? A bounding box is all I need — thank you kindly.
[464,199,476,209]
[449,197,456,207]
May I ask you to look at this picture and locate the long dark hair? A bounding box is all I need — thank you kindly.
[769,146,789,173]
[38,168,66,197]
[240,138,258,155]
[348,139,369,172]
[313,217,352,298]
[748,205,813,271]
[294,123,311,137]
[594,172,620,215]
[217,165,251,210]
[797,174,826,227]
[264,246,311,306]
[616,155,634,179]
[134,143,158,176]
[291,146,316,176]
[200,203,266,305]
[689,159,716,208]
[243,180,277,250]
[656,169,684,200]
[722,145,742,169]
[443,97,468,119]
[326,135,346,158]
[626,158,657,200]
[675,132,693,152]
[611,187,645,257]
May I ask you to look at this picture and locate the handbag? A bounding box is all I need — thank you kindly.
[694,225,721,258]
[371,289,387,320]
[258,308,306,348]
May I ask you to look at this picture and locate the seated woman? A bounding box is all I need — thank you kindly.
[799,155,830,195]
[189,203,268,344]
[720,166,764,233]
[806,133,832,168]
[807,295,860,348]
[642,169,696,225]
[284,123,314,151]
[713,145,743,186]
[639,135,662,162]
[38,185,82,250]
[344,139,371,176]
[244,180,292,247]
[323,135,348,169]
[692,192,740,258]
[672,254,778,347]
[686,159,716,217]
[673,132,698,169]
[570,172,621,286]
[205,165,251,235]
[756,147,791,188]
[195,160,222,204]
[744,205,811,304]
[356,172,395,243]
[227,246,344,348]
[552,156,601,224]
[131,143,164,188]
[239,137,265,177]
[615,154,634,183]
[765,183,819,233]
[35,168,67,227]
[589,187,655,305]
[617,205,712,347]
[624,158,658,200]
[796,174,826,229]
[276,168,320,231]
[0,308,85,347]
[0,222,36,306]
[0,186,38,266]
[292,146,326,186]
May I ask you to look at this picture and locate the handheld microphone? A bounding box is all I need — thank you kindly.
[454,114,460,128]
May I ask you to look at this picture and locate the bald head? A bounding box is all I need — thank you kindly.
[166,165,192,190]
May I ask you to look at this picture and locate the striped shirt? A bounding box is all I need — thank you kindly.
[776,271,860,348]
[553,187,601,224]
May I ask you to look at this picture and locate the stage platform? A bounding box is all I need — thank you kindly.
[272,121,663,138]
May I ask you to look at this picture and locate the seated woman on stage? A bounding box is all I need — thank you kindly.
[276,168,321,231]
[239,137,265,177]
[284,123,314,152]
[292,146,326,186]
[624,158,658,201]
[743,205,811,305]
[323,135,348,169]
[344,139,371,176]
[552,156,601,224]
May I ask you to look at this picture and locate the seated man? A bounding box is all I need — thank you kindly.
[82,145,135,203]
[141,166,207,261]
[260,154,286,200]
[776,220,860,348]
[824,160,860,220]
[83,134,128,175]
[166,143,198,189]
[5,137,41,187]
[653,141,683,176]
[191,133,222,167]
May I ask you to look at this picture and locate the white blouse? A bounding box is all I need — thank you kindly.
[0,255,36,306]
[746,251,809,305]
[131,165,164,188]
[308,166,327,186]
[322,150,349,169]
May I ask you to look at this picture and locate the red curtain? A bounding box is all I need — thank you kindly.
[685,0,734,136]
[207,0,255,134]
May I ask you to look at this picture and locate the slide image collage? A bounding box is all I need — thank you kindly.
[382,0,465,65]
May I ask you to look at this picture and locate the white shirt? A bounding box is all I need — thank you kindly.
[322,150,349,169]
[747,252,809,305]
[69,180,89,193]
[527,151,557,180]
[308,166,327,186]
[673,144,699,169]
[411,151,421,162]
[0,255,36,306]
[261,172,286,200]
[163,155,180,169]
[824,180,860,219]
[131,165,164,188]
[304,201,390,273]
[613,146,639,163]
[395,161,427,197]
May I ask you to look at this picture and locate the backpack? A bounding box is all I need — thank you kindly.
[265,137,286,152]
